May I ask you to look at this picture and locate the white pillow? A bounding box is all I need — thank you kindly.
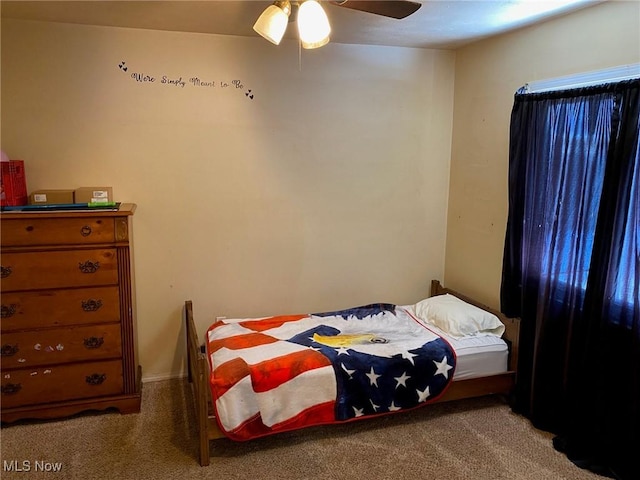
[414,294,505,338]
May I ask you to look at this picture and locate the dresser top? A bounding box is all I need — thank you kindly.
[0,203,136,220]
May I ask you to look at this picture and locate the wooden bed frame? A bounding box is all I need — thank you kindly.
[185,279,520,466]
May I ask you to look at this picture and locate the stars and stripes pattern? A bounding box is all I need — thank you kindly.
[207,304,456,441]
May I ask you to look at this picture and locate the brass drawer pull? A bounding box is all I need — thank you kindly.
[83,337,104,349]
[85,373,106,385]
[81,299,103,312]
[1,304,18,318]
[1,383,22,395]
[1,266,12,278]
[80,225,92,237]
[1,344,19,357]
[78,261,100,274]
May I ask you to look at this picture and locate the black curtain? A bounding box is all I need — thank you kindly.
[501,79,639,479]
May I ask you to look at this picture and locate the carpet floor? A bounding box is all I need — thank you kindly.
[1,378,603,479]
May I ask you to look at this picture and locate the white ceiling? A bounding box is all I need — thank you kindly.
[1,0,604,49]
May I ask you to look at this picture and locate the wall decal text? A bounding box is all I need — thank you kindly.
[117,61,254,99]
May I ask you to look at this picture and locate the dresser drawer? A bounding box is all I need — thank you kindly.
[1,323,122,369]
[0,249,118,292]
[1,217,116,247]
[1,359,124,408]
[1,286,120,332]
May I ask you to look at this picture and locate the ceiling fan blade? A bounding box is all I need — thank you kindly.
[330,1,422,19]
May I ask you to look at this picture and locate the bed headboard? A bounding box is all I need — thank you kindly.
[430,279,520,373]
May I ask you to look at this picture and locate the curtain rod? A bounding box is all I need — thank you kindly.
[522,63,640,93]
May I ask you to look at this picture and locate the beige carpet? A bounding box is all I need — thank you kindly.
[1,378,602,479]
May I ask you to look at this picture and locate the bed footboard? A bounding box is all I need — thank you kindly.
[185,301,225,466]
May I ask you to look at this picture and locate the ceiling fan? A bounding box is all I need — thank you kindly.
[253,1,422,49]
[330,1,422,20]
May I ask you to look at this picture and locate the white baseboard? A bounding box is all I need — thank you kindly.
[141,372,187,383]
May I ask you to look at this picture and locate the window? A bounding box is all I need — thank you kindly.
[502,80,639,331]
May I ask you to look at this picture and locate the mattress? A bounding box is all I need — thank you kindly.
[403,305,509,380]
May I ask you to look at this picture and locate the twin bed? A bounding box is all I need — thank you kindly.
[185,279,520,466]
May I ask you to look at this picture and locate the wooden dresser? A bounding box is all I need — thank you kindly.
[0,203,141,423]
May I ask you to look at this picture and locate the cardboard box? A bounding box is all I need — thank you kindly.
[1,160,28,206]
[74,187,113,204]
[29,189,75,205]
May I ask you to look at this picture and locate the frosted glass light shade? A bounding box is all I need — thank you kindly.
[298,1,331,49]
[253,3,291,45]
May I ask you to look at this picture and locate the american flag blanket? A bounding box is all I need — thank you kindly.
[206,303,456,441]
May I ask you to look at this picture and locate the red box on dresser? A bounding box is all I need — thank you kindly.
[1,160,28,206]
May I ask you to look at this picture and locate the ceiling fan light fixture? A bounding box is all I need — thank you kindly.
[297,0,331,49]
[253,1,292,45]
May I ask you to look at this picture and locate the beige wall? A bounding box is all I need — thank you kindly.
[446,0,640,307]
[1,19,455,380]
